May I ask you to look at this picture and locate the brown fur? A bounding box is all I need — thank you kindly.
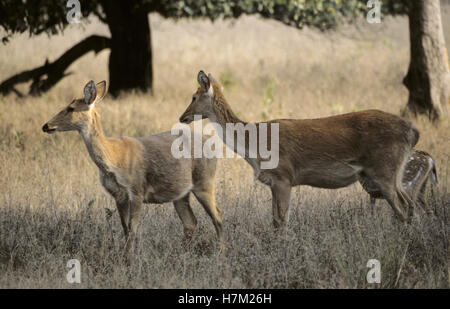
[43,81,223,258]
[180,71,419,229]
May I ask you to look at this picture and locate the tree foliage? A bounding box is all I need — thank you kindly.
[0,1,99,40]
[0,0,411,42]
[155,0,408,30]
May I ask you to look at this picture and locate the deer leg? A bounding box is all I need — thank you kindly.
[416,183,429,213]
[173,193,198,242]
[115,199,130,238]
[394,160,415,221]
[363,169,409,222]
[270,180,292,233]
[397,152,417,222]
[382,186,409,222]
[366,147,417,222]
[126,197,143,256]
[193,187,224,244]
[370,197,377,216]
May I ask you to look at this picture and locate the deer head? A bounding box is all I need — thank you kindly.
[42,80,107,134]
[179,70,216,124]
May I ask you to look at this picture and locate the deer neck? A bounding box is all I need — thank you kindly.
[79,110,113,173]
[209,95,259,169]
[210,95,245,127]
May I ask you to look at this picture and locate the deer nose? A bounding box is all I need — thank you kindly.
[42,123,49,132]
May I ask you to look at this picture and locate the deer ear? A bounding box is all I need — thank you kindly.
[84,80,97,105]
[95,81,107,102]
[207,73,217,84]
[197,70,210,92]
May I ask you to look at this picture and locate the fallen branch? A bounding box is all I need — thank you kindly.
[0,35,111,97]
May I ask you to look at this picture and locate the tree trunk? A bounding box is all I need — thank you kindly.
[403,0,450,121]
[101,1,152,97]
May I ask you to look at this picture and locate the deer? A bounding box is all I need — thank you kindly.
[42,80,223,258]
[179,71,420,231]
[360,149,438,215]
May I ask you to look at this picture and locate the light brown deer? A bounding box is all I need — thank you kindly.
[179,71,419,230]
[360,149,438,214]
[42,80,223,257]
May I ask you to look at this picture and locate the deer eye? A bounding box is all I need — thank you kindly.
[67,107,74,112]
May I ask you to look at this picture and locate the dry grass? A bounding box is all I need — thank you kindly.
[0,10,449,288]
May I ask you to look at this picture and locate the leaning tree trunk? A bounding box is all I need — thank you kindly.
[403,0,450,121]
[101,1,152,97]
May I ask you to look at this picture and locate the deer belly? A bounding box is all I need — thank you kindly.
[297,163,361,189]
[144,184,193,204]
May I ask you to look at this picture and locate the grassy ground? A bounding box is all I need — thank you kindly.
[0,9,449,288]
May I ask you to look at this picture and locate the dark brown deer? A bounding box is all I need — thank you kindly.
[179,71,419,231]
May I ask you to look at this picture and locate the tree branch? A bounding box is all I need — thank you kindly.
[0,35,111,97]
[93,9,108,23]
